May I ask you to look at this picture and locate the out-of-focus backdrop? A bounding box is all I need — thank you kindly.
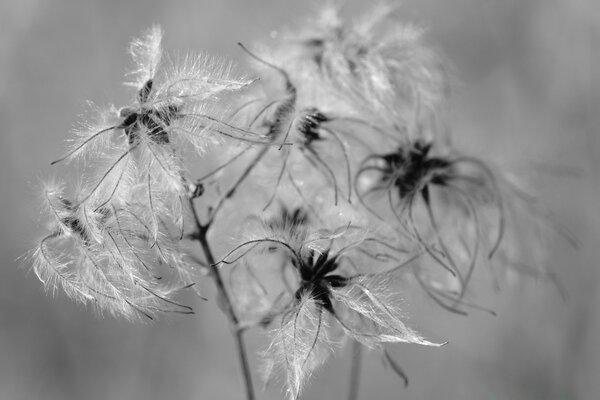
[1,1,598,399]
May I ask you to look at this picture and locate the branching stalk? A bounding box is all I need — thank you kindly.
[188,197,255,400]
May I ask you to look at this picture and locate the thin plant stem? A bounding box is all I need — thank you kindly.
[209,146,269,225]
[188,197,256,400]
[348,340,363,400]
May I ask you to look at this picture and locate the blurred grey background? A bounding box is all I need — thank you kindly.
[1,0,598,399]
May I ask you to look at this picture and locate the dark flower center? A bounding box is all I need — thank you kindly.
[119,79,181,146]
[293,249,347,314]
[381,140,452,198]
[297,108,328,145]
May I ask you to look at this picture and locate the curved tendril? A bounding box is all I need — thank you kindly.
[422,189,463,283]
[278,115,297,151]
[215,238,301,267]
[362,236,411,254]
[452,156,505,258]
[387,187,420,242]
[388,189,406,231]
[157,216,180,253]
[38,232,66,265]
[37,237,76,289]
[83,249,155,319]
[139,284,193,313]
[263,149,291,212]
[330,303,401,342]
[111,205,154,275]
[248,99,281,129]
[330,310,364,339]
[180,113,272,144]
[321,126,352,203]
[102,235,190,316]
[328,122,377,153]
[196,145,251,182]
[146,172,159,243]
[44,191,68,228]
[445,184,481,308]
[382,349,409,388]
[412,270,468,316]
[351,282,409,334]
[51,125,118,165]
[228,98,267,121]
[238,42,292,84]
[304,146,340,206]
[93,157,129,212]
[118,208,174,270]
[279,259,297,296]
[38,235,111,301]
[219,243,260,266]
[300,305,324,372]
[433,288,496,316]
[145,139,182,184]
[104,230,128,271]
[76,148,134,207]
[406,194,457,277]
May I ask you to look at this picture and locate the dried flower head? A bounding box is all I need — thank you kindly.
[29,181,195,319]
[274,3,450,143]
[49,26,274,246]
[354,138,506,313]
[24,10,576,400]
[219,215,440,399]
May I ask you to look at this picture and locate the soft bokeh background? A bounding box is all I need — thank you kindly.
[1,0,598,399]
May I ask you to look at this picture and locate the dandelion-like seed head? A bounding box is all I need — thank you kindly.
[222,218,440,398]
[25,8,574,400]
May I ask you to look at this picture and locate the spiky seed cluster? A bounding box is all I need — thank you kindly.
[32,181,193,319]
[212,4,570,397]
[28,4,572,399]
[220,211,440,399]
[32,26,266,319]
[272,3,449,141]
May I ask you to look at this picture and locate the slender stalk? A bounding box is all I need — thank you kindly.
[208,146,269,225]
[188,197,256,400]
[348,340,363,400]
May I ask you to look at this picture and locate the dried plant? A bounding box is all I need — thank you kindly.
[24,4,574,400]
